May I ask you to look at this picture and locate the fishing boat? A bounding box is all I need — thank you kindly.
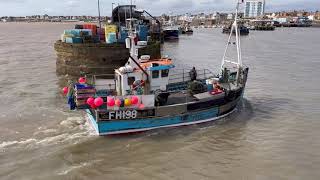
[163,17,179,40]
[178,26,185,34]
[179,26,193,35]
[163,26,179,40]
[223,22,249,35]
[249,19,276,31]
[184,25,194,34]
[63,1,249,135]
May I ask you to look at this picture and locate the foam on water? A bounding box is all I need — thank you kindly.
[0,138,37,149]
[57,159,102,175]
[0,115,95,150]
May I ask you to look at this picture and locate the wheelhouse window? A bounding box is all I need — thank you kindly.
[128,77,135,85]
[161,69,169,77]
[152,63,159,67]
[152,70,159,79]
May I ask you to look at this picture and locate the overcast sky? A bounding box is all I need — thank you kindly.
[0,0,319,16]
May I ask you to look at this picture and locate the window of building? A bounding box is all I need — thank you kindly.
[152,70,159,79]
[161,69,169,77]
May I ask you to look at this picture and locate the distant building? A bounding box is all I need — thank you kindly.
[178,13,193,22]
[244,0,265,18]
[308,15,314,21]
[210,12,218,20]
[315,11,320,20]
[227,13,234,20]
[273,17,290,23]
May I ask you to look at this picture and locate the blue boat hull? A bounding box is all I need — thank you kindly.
[86,99,239,135]
[163,30,179,40]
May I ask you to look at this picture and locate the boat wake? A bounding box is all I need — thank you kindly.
[57,159,102,175]
[0,116,95,151]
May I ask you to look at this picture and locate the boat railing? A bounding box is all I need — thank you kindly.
[168,68,216,84]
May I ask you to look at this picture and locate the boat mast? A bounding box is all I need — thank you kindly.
[221,0,243,76]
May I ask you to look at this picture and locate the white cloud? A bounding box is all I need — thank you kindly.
[65,0,80,7]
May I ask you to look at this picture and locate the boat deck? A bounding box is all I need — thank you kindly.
[164,90,227,106]
[166,91,197,105]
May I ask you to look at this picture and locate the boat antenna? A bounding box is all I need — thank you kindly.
[221,0,243,71]
[97,0,102,41]
[118,2,120,28]
[127,0,137,61]
[130,0,133,31]
[125,4,127,27]
[111,3,115,21]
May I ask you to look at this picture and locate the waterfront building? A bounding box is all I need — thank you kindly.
[244,0,265,18]
[308,15,315,21]
[273,17,290,23]
[178,13,193,22]
[227,13,235,20]
[315,11,320,20]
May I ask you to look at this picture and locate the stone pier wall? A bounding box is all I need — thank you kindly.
[55,40,161,76]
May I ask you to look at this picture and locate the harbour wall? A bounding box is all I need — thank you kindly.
[55,40,161,76]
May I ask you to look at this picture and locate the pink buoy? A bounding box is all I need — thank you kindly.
[94,97,104,107]
[138,104,145,109]
[115,99,121,107]
[90,104,97,109]
[107,97,115,107]
[79,77,86,84]
[86,97,95,106]
[131,96,139,105]
[62,87,68,95]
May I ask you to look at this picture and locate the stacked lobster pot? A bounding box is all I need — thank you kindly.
[61,29,93,44]
[61,23,101,44]
[74,84,96,109]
